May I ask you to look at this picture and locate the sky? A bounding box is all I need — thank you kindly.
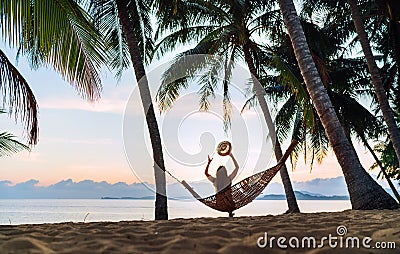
[0,41,394,196]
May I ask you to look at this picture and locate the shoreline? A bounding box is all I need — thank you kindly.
[1,209,399,253]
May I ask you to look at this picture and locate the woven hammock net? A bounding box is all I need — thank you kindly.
[182,162,284,213]
[180,140,298,214]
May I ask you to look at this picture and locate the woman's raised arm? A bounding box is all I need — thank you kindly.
[229,153,239,180]
[205,155,215,182]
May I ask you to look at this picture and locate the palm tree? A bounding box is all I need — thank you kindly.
[347,0,400,166]
[277,0,398,209]
[155,0,300,213]
[251,16,399,201]
[89,0,168,220]
[0,109,30,156]
[256,71,400,203]
[0,0,106,145]
[300,0,400,202]
[245,16,353,171]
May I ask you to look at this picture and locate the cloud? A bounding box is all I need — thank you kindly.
[38,84,136,114]
[39,98,128,113]
[293,177,348,196]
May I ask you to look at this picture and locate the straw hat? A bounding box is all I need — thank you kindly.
[217,141,232,156]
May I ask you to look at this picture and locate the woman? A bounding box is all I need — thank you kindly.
[204,152,239,215]
[205,152,239,192]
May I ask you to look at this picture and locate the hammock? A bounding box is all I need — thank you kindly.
[179,140,298,217]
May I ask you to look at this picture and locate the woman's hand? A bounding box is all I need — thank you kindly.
[207,155,213,164]
[205,155,213,178]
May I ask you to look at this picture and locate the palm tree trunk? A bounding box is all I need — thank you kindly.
[347,0,400,166]
[116,0,168,220]
[243,44,300,213]
[356,131,400,203]
[278,0,399,209]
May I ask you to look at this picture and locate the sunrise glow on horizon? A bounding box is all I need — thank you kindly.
[0,43,384,189]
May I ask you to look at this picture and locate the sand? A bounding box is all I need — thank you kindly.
[0,209,399,253]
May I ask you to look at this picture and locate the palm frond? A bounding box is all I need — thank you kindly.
[221,46,238,131]
[0,131,30,157]
[157,43,218,111]
[275,95,297,143]
[89,0,131,78]
[308,119,329,170]
[290,110,305,170]
[329,90,385,139]
[266,53,315,129]
[1,0,105,101]
[154,25,219,60]
[197,78,216,111]
[0,50,38,145]
[154,0,229,38]
[240,93,257,114]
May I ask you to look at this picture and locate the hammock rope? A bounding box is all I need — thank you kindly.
[166,140,298,217]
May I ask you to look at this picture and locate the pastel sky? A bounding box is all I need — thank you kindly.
[0,42,385,191]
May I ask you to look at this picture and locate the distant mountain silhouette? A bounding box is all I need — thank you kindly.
[100,191,350,200]
[0,175,396,199]
[257,191,349,200]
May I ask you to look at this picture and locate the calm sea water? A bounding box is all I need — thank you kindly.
[0,199,351,225]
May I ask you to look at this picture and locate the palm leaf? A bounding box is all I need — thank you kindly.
[154,25,219,59]
[89,0,131,78]
[1,0,105,100]
[157,42,218,111]
[275,95,297,143]
[308,119,329,170]
[290,110,305,170]
[0,50,38,145]
[0,131,30,157]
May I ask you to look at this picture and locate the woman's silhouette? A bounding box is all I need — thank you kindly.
[205,151,239,216]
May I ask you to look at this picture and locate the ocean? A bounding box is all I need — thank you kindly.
[0,199,351,225]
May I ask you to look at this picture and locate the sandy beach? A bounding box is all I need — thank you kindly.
[0,209,399,253]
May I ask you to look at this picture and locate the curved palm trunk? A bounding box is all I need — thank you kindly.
[278,0,398,209]
[116,0,168,220]
[347,0,400,166]
[243,45,300,213]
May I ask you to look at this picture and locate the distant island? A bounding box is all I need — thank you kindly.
[102,191,350,201]
[257,191,349,200]
[101,196,154,200]
[101,196,188,200]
